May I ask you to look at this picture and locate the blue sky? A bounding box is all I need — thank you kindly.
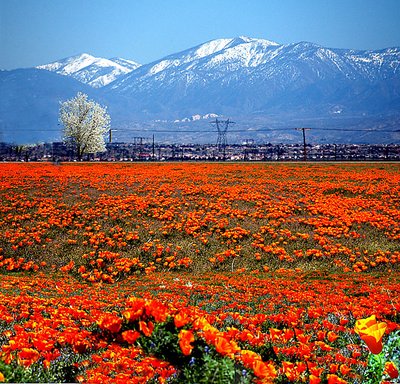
[1,0,400,70]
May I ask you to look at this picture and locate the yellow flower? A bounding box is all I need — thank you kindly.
[355,315,387,354]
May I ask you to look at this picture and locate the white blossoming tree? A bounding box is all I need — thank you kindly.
[59,92,110,160]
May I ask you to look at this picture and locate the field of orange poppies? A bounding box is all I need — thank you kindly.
[0,162,399,383]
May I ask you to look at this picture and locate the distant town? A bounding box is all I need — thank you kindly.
[1,141,399,162]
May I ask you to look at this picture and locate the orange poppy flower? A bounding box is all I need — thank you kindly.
[354,315,387,354]
[327,331,339,343]
[252,359,277,380]
[282,361,296,381]
[97,313,123,334]
[327,374,348,384]
[145,299,168,322]
[121,330,141,344]
[329,363,339,374]
[174,310,191,328]
[123,298,145,322]
[178,329,195,356]
[17,348,40,367]
[214,336,240,358]
[309,375,321,384]
[239,349,261,368]
[339,364,351,376]
[139,320,154,337]
[384,361,399,379]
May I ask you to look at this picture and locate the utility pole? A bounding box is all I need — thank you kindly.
[152,134,155,160]
[211,118,235,160]
[243,139,254,161]
[108,129,117,143]
[296,128,311,161]
[133,137,148,160]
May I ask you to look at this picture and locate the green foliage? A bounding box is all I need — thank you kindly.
[251,342,279,364]
[137,318,253,384]
[0,360,29,383]
[362,330,400,384]
[364,353,386,384]
[178,353,250,384]
[0,348,87,383]
[138,319,182,366]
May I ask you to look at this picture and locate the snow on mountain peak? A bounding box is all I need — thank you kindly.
[120,36,286,82]
[110,57,141,71]
[195,37,282,68]
[37,53,141,87]
[193,38,235,59]
[236,36,279,46]
[192,37,280,60]
[37,53,99,75]
[238,36,253,42]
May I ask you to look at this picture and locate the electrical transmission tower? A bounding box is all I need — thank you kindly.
[211,119,235,152]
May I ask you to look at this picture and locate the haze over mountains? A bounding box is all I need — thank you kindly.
[1,37,399,144]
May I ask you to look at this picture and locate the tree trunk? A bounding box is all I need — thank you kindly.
[77,146,83,161]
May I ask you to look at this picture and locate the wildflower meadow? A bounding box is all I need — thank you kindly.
[0,162,399,383]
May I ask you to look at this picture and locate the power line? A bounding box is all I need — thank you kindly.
[5,127,400,133]
[99,127,400,133]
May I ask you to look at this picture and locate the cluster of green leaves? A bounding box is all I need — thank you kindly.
[363,330,400,383]
[138,318,253,384]
[0,347,89,383]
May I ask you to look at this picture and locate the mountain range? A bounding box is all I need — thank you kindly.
[1,36,399,144]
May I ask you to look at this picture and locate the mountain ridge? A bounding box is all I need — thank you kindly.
[104,37,399,122]
[1,36,400,144]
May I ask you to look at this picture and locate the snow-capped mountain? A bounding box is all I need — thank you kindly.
[2,37,400,144]
[109,37,281,92]
[37,53,141,88]
[107,36,400,118]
